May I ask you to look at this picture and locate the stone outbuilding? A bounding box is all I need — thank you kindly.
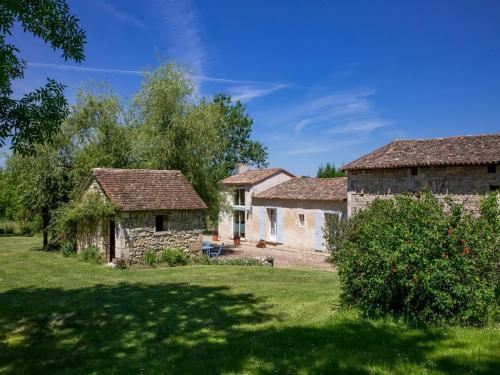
[218,166,347,252]
[342,134,500,216]
[76,168,207,263]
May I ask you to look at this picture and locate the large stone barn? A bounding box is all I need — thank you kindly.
[342,134,500,216]
[76,168,207,263]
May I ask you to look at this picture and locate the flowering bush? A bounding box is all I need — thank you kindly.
[329,190,499,326]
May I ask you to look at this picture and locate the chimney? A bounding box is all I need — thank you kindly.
[235,163,249,175]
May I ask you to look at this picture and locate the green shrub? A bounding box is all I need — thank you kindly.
[79,246,103,264]
[143,250,158,266]
[159,248,188,266]
[329,190,499,326]
[191,255,265,266]
[60,241,75,257]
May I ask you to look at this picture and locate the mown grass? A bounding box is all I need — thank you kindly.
[0,236,498,374]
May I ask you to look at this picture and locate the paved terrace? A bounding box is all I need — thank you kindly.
[203,236,334,272]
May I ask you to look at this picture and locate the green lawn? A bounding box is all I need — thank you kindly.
[0,236,498,374]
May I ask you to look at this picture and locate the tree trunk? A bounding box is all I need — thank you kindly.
[42,209,49,250]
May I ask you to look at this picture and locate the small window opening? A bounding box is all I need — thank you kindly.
[299,214,305,227]
[181,211,189,221]
[487,164,496,174]
[490,185,499,191]
[411,167,418,176]
[155,215,164,232]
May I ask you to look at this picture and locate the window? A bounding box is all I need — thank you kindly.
[181,211,189,221]
[234,187,245,206]
[155,214,169,232]
[298,214,305,227]
[490,185,499,191]
[487,164,497,174]
[233,210,245,238]
[411,167,418,176]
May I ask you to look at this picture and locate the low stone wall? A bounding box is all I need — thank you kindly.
[348,192,487,217]
[120,211,203,264]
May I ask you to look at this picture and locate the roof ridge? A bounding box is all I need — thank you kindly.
[93,168,182,173]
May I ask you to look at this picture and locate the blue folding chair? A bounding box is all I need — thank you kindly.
[202,241,212,256]
[210,243,224,258]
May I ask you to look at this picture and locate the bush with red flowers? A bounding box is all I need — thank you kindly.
[328,190,499,326]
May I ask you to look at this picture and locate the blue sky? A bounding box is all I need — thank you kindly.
[7,0,500,176]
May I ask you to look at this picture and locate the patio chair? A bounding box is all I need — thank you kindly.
[202,240,212,256]
[210,243,224,258]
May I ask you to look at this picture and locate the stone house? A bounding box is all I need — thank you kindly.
[342,134,500,216]
[218,166,347,252]
[77,168,207,263]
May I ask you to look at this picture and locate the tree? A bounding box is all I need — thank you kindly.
[212,93,268,176]
[8,141,71,248]
[0,0,85,154]
[63,86,132,195]
[132,63,224,221]
[316,162,346,178]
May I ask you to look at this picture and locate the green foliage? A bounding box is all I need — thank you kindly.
[316,163,346,178]
[60,240,75,257]
[192,255,265,266]
[64,86,132,195]
[159,248,188,266]
[330,191,499,326]
[0,0,85,154]
[55,191,118,243]
[4,62,267,242]
[143,250,158,266]
[79,246,102,264]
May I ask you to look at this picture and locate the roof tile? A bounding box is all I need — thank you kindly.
[254,177,347,201]
[342,134,500,170]
[220,168,294,185]
[92,168,207,211]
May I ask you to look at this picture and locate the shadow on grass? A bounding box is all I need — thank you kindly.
[0,283,497,374]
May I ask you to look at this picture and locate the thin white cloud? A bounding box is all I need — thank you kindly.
[327,119,393,135]
[27,62,143,76]
[256,88,390,136]
[94,1,146,29]
[285,139,366,156]
[26,62,291,101]
[154,0,205,75]
[227,83,291,102]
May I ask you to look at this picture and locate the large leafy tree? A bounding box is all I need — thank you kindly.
[0,0,85,154]
[212,93,268,176]
[8,141,71,248]
[8,86,131,248]
[64,86,132,194]
[133,63,269,223]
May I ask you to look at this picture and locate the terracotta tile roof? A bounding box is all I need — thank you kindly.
[342,134,500,171]
[91,168,207,211]
[220,168,294,185]
[254,177,347,201]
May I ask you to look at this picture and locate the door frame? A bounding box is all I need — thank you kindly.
[268,208,277,242]
[109,219,115,261]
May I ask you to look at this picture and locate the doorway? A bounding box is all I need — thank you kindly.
[109,219,115,261]
[233,210,245,239]
[268,208,277,242]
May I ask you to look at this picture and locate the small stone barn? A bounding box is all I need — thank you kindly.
[76,168,207,263]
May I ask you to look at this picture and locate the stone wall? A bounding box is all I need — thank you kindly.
[116,210,204,264]
[348,192,486,216]
[76,218,109,259]
[348,165,499,195]
[347,164,499,216]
